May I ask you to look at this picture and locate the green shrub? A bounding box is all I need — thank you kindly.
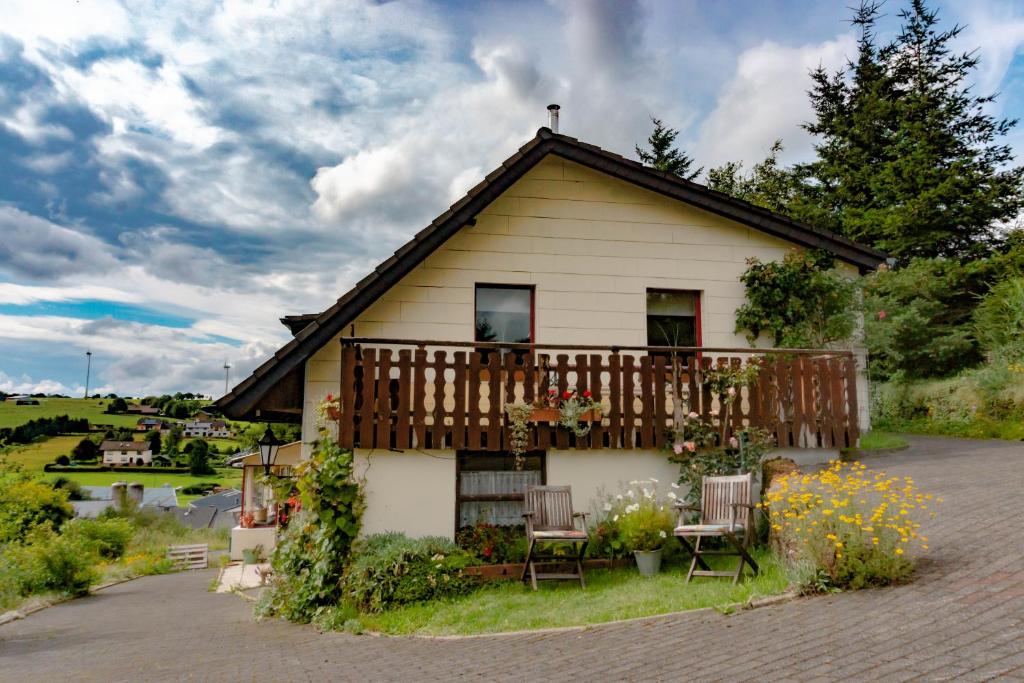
[63,518,134,559]
[455,523,526,564]
[255,430,363,624]
[0,479,74,543]
[343,533,478,612]
[974,277,1024,358]
[1,529,100,600]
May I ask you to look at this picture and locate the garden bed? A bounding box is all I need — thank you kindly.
[357,550,786,636]
[464,557,633,580]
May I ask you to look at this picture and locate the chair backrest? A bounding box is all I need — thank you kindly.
[701,473,754,525]
[524,485,574,531]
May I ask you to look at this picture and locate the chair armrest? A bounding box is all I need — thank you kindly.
[728,503,756,530]
[673,503,700,512]
[572,511,588,531]
[522,510,535,518]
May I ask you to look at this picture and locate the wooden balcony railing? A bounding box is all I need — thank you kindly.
[336,339,860,452]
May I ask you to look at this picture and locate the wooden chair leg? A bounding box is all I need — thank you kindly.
[686,536,702,583]
[576,541,588,589]
[677,536,712,573]
[723,531,759,584]
[521,539,535,587]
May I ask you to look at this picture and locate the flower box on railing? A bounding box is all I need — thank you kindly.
[528,407,599,423]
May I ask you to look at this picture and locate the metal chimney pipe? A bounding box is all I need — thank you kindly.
[547,104,560,133]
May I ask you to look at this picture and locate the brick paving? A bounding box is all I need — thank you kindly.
[1,436,1022,682]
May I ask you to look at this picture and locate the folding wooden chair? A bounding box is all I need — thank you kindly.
[521,485,589,590]
[674,473,759,584]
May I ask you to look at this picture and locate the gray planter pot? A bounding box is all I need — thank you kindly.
[633,548,663,577]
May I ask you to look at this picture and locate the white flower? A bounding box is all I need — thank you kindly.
[642,488,652,498]
[670,482,680,489]
[629,480,639,485]
[650,478,659,484]
[613,515,619,522]
[616,494,623,500]
[688,411,699,419]
[603,502,613,512]
[626,490,635,498]
[659,530,667,538]
[667,492,677,500]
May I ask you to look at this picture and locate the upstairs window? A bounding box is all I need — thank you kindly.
[475,285,533,345]
[647,290,699,349]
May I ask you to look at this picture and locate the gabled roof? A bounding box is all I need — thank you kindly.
[100,440,151,452]
[216,127,886,420]
[188,489,242,513]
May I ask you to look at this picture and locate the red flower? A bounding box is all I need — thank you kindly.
[562,390,573,400]
[548,388,557,396]
[877,310,887,320]
[582,390,592,398]
[326,393,334,401]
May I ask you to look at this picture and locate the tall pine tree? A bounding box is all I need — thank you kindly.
[636,118,703,180]
[707,140,796,213]
[797,0,1023,261]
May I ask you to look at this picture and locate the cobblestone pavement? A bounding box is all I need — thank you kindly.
[2,436,1022,682]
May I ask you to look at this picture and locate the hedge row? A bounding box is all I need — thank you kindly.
[42,464,191,474]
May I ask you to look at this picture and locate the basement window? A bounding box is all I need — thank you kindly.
[456,452,544,532]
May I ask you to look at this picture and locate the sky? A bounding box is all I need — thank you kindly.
[1,0,1023,399]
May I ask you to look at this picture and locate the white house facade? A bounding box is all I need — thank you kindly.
[216,127,884,541]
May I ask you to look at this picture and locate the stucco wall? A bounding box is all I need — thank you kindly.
[353,447,682,540]
[301,155,833,450]
[353,449,457,538]
[547,449,683,517]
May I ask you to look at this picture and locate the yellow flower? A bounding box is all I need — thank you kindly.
[895,548,904,555]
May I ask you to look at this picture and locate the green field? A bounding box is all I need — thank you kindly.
[41,469,243,503]
[0,398,149,429]
[3,435,88,470]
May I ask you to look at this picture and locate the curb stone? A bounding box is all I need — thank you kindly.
[363,589,803,640]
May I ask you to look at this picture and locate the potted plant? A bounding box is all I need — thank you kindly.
[530,388,602,436]
[253,506,268,525]
[241,544,264,565]
[611,479,676,576]
[240,512,255,529]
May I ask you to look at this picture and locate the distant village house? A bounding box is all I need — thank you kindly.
[100,440,154,465]
[182,418,233,439]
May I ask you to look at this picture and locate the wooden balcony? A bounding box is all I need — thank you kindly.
[336,339,860,452]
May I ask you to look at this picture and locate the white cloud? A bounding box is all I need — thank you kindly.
[0,206,118,279]
[695,35,857,169]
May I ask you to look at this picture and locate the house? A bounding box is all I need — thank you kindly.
[72,483,178,518]
[227,442,300,560]
[215,119,885,541]
[100,440,154,465]
[135,417,171,432]
[188,489,243,529]
[126,404,160,415]
[182,418,233,438]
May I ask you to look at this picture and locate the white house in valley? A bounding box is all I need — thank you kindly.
[182,418,233,438]
[100,440,154,465]
[216,121,884,541]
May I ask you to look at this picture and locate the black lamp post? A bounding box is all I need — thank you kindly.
[257,425,283,476]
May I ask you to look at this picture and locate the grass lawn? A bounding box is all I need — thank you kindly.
[3,434,87,470]
[360,549,788,636]
[38,468,243,504]
[0,398,149,429]
[858,431,908,451]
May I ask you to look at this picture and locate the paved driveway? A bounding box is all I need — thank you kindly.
[2,436,1023,682]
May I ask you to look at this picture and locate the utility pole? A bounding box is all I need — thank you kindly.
[223,360,231,396]
[84,350,92,399]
